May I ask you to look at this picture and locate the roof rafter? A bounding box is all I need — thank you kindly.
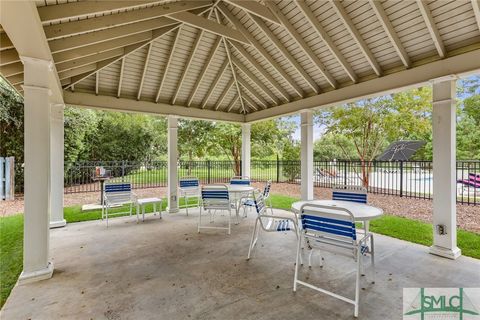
[65,24,179,89]
[201,58,229,109]
[117,58,125,98]
[155,27,182,103]
[369,0,411,68]
[228,40,290,103]
[328,0,382,77]
[248,12,321,93]
[0,49,20,66]
[49,17,178,53]
[241,94,258,112]
[214,76,235,111]
[43,1,211,40]
[0,61,22,77]
[95,72,99,95]
[187,36,222,106]
[416,0,446,58]
[226,95,239,113]
[56,48,124,73]
[265,1,339,88]
[473,0,480,32]
[223,0,280,25]
[137,42,153,100]
[168,11,250,45]
[217,2,303,98]
[231,56,279,106]
[237,77,267,109]
[295,1,357,84]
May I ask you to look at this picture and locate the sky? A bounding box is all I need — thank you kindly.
[287,74,480,141]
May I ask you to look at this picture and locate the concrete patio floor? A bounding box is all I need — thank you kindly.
[1,209,479,320]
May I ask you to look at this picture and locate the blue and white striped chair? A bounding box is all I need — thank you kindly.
[241,180,273,216]
[179,177,200,216]
[332,186,367,204]
[293,204,375,318]
[102,182,135,227]
[247,192,301,261]
[199,184,232,234]
[230,176,251,185]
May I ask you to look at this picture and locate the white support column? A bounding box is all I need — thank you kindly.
[429,77,461,259]
[241,123,251,178]
[19,56,54,283]
[49,103,66,228]
[300,110,314,201]
[167,116,179,213]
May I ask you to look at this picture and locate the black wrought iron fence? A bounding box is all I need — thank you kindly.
[11,159,480,205]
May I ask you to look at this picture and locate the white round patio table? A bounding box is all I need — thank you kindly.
[291,200,383,232]
[227,184,255,223]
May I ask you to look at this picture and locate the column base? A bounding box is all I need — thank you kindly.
[429,245,461,260]
[167,207,179,214]
[18,261,54,284]
[49,219,66,228]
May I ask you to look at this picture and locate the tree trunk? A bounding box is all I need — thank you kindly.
[188,150,193,175]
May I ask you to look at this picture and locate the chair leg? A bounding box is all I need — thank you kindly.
[185,195,188,216]
[198,206,202,233]
[247,219,259,260]
[308,249,313,268]
[370,235,375,284]
[106,206,109,227]
[354,248,361,317]
[227,209,231,235]
[136,204,139,223]
[293,234,302,292]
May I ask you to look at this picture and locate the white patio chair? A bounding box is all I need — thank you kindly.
[179,176,200,216]
[332,185,368,204]
[241,180,273,216]
[247,191,301,263]
[293,203,375,318]
[102,182,135,227]
[198,184,232,235]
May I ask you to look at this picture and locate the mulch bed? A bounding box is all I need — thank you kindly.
[1,183,479,233]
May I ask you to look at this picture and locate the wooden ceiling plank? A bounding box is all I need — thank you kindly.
[214,76,235,110]
[223,0,280,25]
[155,27,182,103]
[117,58,125,98]
[137,43,153,100]
[416,0,446,58]
[201,58,229,109]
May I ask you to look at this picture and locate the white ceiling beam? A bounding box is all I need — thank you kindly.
[66,25,178,89]
[265,1,339,88]
[137,43,153,100]
[63,91,245,123]
[329,0,382,76]
[5,73,23,85]
[241,94,258,112]
[231,56,279,106]
[52,32,151,64]
[416,0,446,58]
[168,11,250,45]
[117,58,125,98]
[217,3,303,98]
[237,77,267,109]
[201,58,229,108]
[155,27,181,103]
[38,1,162,23]
[295,1,357,84]
[228,40,290,103]
[369,0,411,68]
[248,12,321,93]
[43,1,211,40]
[49,17,178,53]
[56,48,124,72]
[226,95,239,112]
[214,77,235,111]
[246,48,480,123]
[95,72,99,95]
[58,63,97,81]
[0,32,13,51]
[223,0,280,25]
[471,0,480,33]
[222,36,246,113]
[187,36,222,106]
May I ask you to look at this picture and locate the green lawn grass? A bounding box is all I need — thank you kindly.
[1,194,479,308]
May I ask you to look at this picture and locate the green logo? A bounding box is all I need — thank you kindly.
[404,288,480,319]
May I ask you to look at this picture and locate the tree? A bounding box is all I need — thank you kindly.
[316,87,432,187]
[210,122,242,175]
[178,119,215,174]
[0,78,23,162]
[313,133,356,161]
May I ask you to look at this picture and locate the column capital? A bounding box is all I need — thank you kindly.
[241,123,251,129]
[430,74,457,84]
[22,84,52,95]
[299,108,314,115]
[20,56,54,71]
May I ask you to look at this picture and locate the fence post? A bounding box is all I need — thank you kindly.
[121,160,125,182]
[399,161,404,197]
[240,159,243,176]
[343,161,348,186]
[207,160,211,184]
[276,156,280,183]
